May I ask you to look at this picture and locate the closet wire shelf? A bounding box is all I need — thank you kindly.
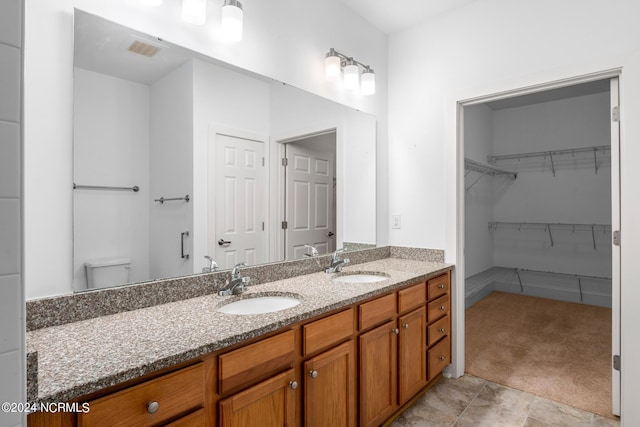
[488,221,611,249]
[464,158,517,191]
[487,145,611,176]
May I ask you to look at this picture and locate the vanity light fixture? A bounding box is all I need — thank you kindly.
[221,0,244,42]
[324,48,375,95]
[182,0,207,25]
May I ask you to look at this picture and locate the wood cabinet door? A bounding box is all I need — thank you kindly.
[304,340,356,427]
[398,307,427,405]
[219,369,297,427]
[359,320,397,427]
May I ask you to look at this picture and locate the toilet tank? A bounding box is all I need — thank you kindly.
[85,258,131,289]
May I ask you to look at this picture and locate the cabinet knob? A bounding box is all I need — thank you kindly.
[309,370,318,379]
[147,401,160,414]
[392,328,399,335]
[439,356,446,361]
[439,305,446,311]
[289,380,298,390]
[438,283,445,289]
[402,323,409,329]
[439,327,446,333]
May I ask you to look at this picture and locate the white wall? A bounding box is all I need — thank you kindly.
[492,92,611,277]
[463,104,494,277]
[24,0,388,298]
[72,68,150,290]
[388,0,640,422]
[149,61,194,280]
[192,59,271,272]
[270,83,377,247]
[0,0,24,424]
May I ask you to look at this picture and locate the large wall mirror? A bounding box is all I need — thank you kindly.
[71,10,377,292]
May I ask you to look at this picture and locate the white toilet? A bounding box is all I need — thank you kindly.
[85,258,131,289]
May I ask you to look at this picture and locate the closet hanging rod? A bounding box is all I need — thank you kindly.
[513,267,612,282]
[464,158,517,178]
[73,183,139,192]
[155,195,190,204]
[487,145,610,163]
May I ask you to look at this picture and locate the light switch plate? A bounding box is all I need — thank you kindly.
[391,214,401,229]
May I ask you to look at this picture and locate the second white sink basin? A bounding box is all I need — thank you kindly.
[217,295,301,315]
[333,273,389,284]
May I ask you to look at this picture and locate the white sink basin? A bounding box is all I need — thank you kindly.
[333,273,389,284]
[217,295,301,315]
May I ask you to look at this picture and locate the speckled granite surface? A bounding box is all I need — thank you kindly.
[27,246,391,331]
[26,256,452,403]
[390,246,445,262]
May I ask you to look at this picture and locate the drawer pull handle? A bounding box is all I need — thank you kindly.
[147,401,160,414]
[403,323,409,329]
[392,328,399,335]
[438,284,445,289]
[289,380,298,390]
[439,356,446,361]
[439,305,446,311]
[439,328,446,333]
[309,370,318,379]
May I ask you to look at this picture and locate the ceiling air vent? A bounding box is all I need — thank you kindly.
[127,39,161,58]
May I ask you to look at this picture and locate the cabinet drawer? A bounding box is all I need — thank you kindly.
[427,335,451,381]
[78,363,204,427]
[303,308,354,356]
[398,282,426,313]
[427,314,449,347]
[164,408,206,427]
[219,330,295,395]
[427,274,449,301]
[359,293,397,331]
[427,294,450,324]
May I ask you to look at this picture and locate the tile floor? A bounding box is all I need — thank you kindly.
[392,374,620,427]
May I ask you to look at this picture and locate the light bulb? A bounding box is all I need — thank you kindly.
[221,0,244,42]
[325,51,341,81]
[182,0,206,26]
[361,68,375,95]
[343,60,359,91]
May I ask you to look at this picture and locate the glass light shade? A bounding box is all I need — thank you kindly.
[361,70,376,95]
[221,1,244,42]
[141,0,162,5]
[325,55,341,81]
[343,62,359,91]
[182,0,207,26]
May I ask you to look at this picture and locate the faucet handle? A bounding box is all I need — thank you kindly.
[204,255,219,272]
[231,262,247,278]
[332,248,347,260]
[304,245,319,257]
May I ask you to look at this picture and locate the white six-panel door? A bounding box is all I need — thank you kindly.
[212,133,266,269]
[285,141,336,259]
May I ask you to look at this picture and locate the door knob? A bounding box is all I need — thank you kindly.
[218,239,231,247]
[289,380,298,390]
[309,370,318,378]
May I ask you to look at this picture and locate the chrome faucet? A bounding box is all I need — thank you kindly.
[326,248,350,274]
[203,255,219,273]
[218,262,250,296]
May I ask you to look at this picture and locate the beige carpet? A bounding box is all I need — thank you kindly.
[465,291,614,418]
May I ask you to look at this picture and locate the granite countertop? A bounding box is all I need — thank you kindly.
[27,257,452,403]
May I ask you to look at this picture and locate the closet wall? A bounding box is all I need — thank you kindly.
[465,89,612,307]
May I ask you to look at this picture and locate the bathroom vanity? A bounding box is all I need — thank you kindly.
[27,249,452,426]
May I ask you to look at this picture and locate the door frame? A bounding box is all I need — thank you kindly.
[454,68,622,414]
[271,123,342,262]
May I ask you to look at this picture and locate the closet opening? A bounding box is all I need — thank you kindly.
[460,76,620,419]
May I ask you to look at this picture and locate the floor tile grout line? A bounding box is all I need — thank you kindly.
[452,380,488,426]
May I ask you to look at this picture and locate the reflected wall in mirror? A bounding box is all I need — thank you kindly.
[72,10,376,292]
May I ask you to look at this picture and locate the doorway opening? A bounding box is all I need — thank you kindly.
[459,74,620,418]
[280,130,337,260]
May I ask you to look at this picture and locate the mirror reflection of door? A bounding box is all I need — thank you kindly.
[284,132,337,259]
[211,133,267,269]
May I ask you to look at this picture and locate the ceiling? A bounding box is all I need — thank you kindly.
[337,0,480,34]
